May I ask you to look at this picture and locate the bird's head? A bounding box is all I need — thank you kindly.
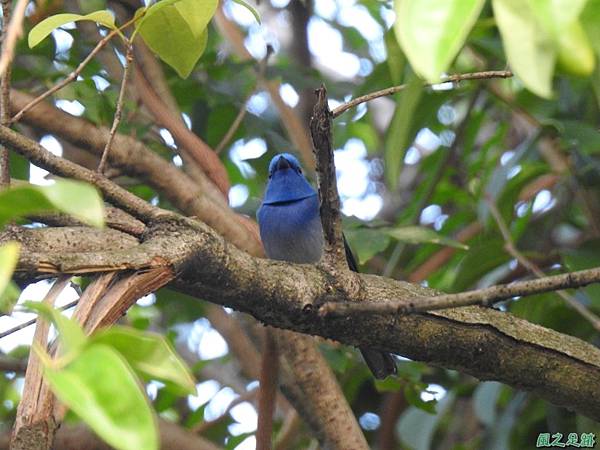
[262,153,316,204]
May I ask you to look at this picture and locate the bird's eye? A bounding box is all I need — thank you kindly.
[298,168,302,174]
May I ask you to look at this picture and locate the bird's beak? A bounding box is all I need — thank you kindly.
[275,156,291,171]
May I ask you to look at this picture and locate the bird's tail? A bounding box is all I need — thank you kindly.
[359,348,397,379]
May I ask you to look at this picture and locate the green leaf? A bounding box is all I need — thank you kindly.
[528,0,588,36]
[0,242,20,313]
[136,0,217,78]
[527,0,594,76]
[43,345,158,450]
[404,382,437,414]
[0,179,105,228]
[393,0,485,81]
[556,20,595,76]
[344,228,391,265]
[29,11,116,48]
[582,0,600,56]
[492,0,556,98]
[384,77,423,187]
[23,301,86,358]
[91,326,196,395]
[382,226,468,249]
[232,0,261,24]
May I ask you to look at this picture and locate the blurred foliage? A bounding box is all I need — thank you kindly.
[1,0,600,449]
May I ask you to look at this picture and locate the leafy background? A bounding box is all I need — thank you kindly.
[1,0,600,449]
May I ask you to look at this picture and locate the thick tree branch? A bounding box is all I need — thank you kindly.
[5,93,367,448]
[11,276,70,450]
[10,218,600,420]
[8,90,263,254]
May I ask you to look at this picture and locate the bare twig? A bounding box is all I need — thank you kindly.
[98,44,133,173]
[0,300,79,340]
[215,45,273,154]
[0,0,12,186]
[0,0,26,78]
[332,70,513,118]
[487,199,600,331]
[0,124,165,222]
[10,17,137,125]
[320,266,600,316]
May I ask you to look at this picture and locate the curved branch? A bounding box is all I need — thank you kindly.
[11,219,600,420]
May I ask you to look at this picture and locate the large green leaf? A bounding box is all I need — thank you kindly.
[135,0,217,78]
[555,20,595,76]
[383,226,468,250]
[91,326,196,395]
[344,228,391,265]
[582,0,600,56]
[44,345,158,450]
[0,180,105,228]
[29,11,116,48]
[0,242,20,314]
[528,0,594,76]
[393,0,485,81]
[492,0,556,98]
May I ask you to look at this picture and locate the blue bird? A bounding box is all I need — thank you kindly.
[258,153,397,379]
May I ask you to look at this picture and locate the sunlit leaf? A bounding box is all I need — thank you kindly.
[527,1,594,76]
[383,226,468,249]
[582,0,600,56]
[135,0,217,78]
[556,21,595,76]
[0,242,20,313]
[0,180,105,228]
[91,326,196,395]
[29,11,116,48]
[393,0,485,81]
[492,0,555,98]
[43,345,158,450]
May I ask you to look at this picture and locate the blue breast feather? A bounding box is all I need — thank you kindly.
[257,195,324,264]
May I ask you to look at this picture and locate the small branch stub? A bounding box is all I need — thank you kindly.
[309,85,345,270]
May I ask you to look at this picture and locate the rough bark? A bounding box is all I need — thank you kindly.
[7,219,600,421]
